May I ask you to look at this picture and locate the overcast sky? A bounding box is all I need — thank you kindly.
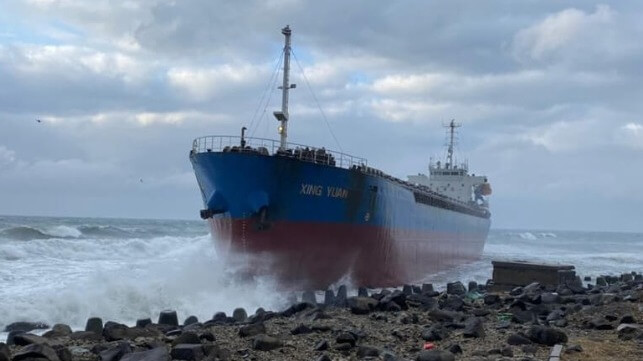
[1,0,642,232]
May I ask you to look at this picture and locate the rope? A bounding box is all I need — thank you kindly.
[248,50,284,136]
[291,50,343,152]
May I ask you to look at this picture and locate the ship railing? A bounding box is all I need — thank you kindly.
[192,135,368,170]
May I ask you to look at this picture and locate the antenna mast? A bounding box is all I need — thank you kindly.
[445,119,461,169]
[273,25,295,151]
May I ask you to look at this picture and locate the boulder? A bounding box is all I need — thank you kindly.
[171,332,201,346]
[281,302,313,317]
[13,333,49,346]
[402,285,413,295]
[135,319,151,328]
[0,343,10,361]
[617,323,642,341]
[43,324,72,338]
[541,292,561,304]
[120,347,169,361]
[170,344,203,361]
[231,308,247,323]
[69,331,102,341]
[507,333,532,345]
[468,281,478,292]
[102,322,129,342]
[527,326,568,346]
[238,323,266,338]
[98,341,131,361]
[315,355,331,361]
[6,331,24,346]
[447,344,462,354]
[421,284,435,294]
[595,276,607,286]
[183,316,198,326]
[511,310,536,324]
[416,350,455,361]
[421,325,449,341]
[446,282,466,296]
[252,334,282,351]
[406,294,438,310]
[358,287,369,297]
[12,343,60,361]
[357,345,380,358]
[378,290,407,310]
[472,308,490,317]
[335,285,348,307]
[335,332,357,346]
[546,309,565,322]
[483,294,500,305]
[442,295,464,311]
[158,310,178,327]
[428,309,459,323]
[290,324,312,335]
[588,317,614,330]
[463,317,485,338]
[347,297,377,315]
[313,340,328,351]
[4,322,49,333]
[323,290,335,306]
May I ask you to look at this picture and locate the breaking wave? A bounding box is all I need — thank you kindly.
[0,225,140,242]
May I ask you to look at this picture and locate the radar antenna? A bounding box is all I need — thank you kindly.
[273,25,296,151]
[445,119,461,169]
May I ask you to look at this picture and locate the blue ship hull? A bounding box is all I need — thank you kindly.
[190,148,491,288]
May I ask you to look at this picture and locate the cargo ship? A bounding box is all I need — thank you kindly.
[189,26,492,288]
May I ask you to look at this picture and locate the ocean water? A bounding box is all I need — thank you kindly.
[1,215,642,338]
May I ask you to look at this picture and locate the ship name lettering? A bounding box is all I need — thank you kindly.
[300,183,323,196]
[327,186,348,199]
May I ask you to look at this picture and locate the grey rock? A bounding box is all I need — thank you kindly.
[252,334,282,351]
[402,285,413,295]
[463,317,485,338]
[596,276,607,286]
[507,333,532,345]
[290,324,312,335]
[238,323,265,338]
[335,342,352,351]
[421,284,435,294]
[85,318,103,334]
[468,281,478,292]
[171,332,201,346]
[472,308,490,317]
[565,344,583,353]
[500,346,514,357]
[323,290,335,306]
[358,287,369,297]
[335,332,357,346]
[313,340,328,351]
[447,344,462,354]
[315,355,331,361]
[442,295,464,311]
[13,333,49,346]
[69,331,102,341]
[171,344,203,361]
[446,281,466,296]
[120,347,169,361]
[335,285,348,307]
[6,331,24,346]
[589,317,614,330]
[103,322,128,342]
[546,309,565,322]
[99,341,131,361]
[617,323,642,341]
[135,319,151,328]
[620,314,636,323]
[158,310,178,327]
[4,322,49,333]
[0,343,10,361]
[231,308,247,323]
[527,325,568,346]
[483,294,500,305]
[416,350,455,361]
[12,343,60,361]
[428,309,459,322]
[347,296,377,315]
[43,324,72,338]
[357,345,380,358]
[183,316,198,326]
[421,325,449,341]
[541,292,561,304]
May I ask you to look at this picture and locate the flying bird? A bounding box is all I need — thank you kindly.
[36,119,42,123]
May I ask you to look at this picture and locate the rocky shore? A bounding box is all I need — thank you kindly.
[1,272,641,361]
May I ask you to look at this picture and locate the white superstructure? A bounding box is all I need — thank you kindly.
[408,120,491,205]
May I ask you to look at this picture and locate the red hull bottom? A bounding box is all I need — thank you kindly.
[209,218,486,289]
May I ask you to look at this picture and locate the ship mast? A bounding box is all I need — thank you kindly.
[273,25,295,151]
[445,119,460,169]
